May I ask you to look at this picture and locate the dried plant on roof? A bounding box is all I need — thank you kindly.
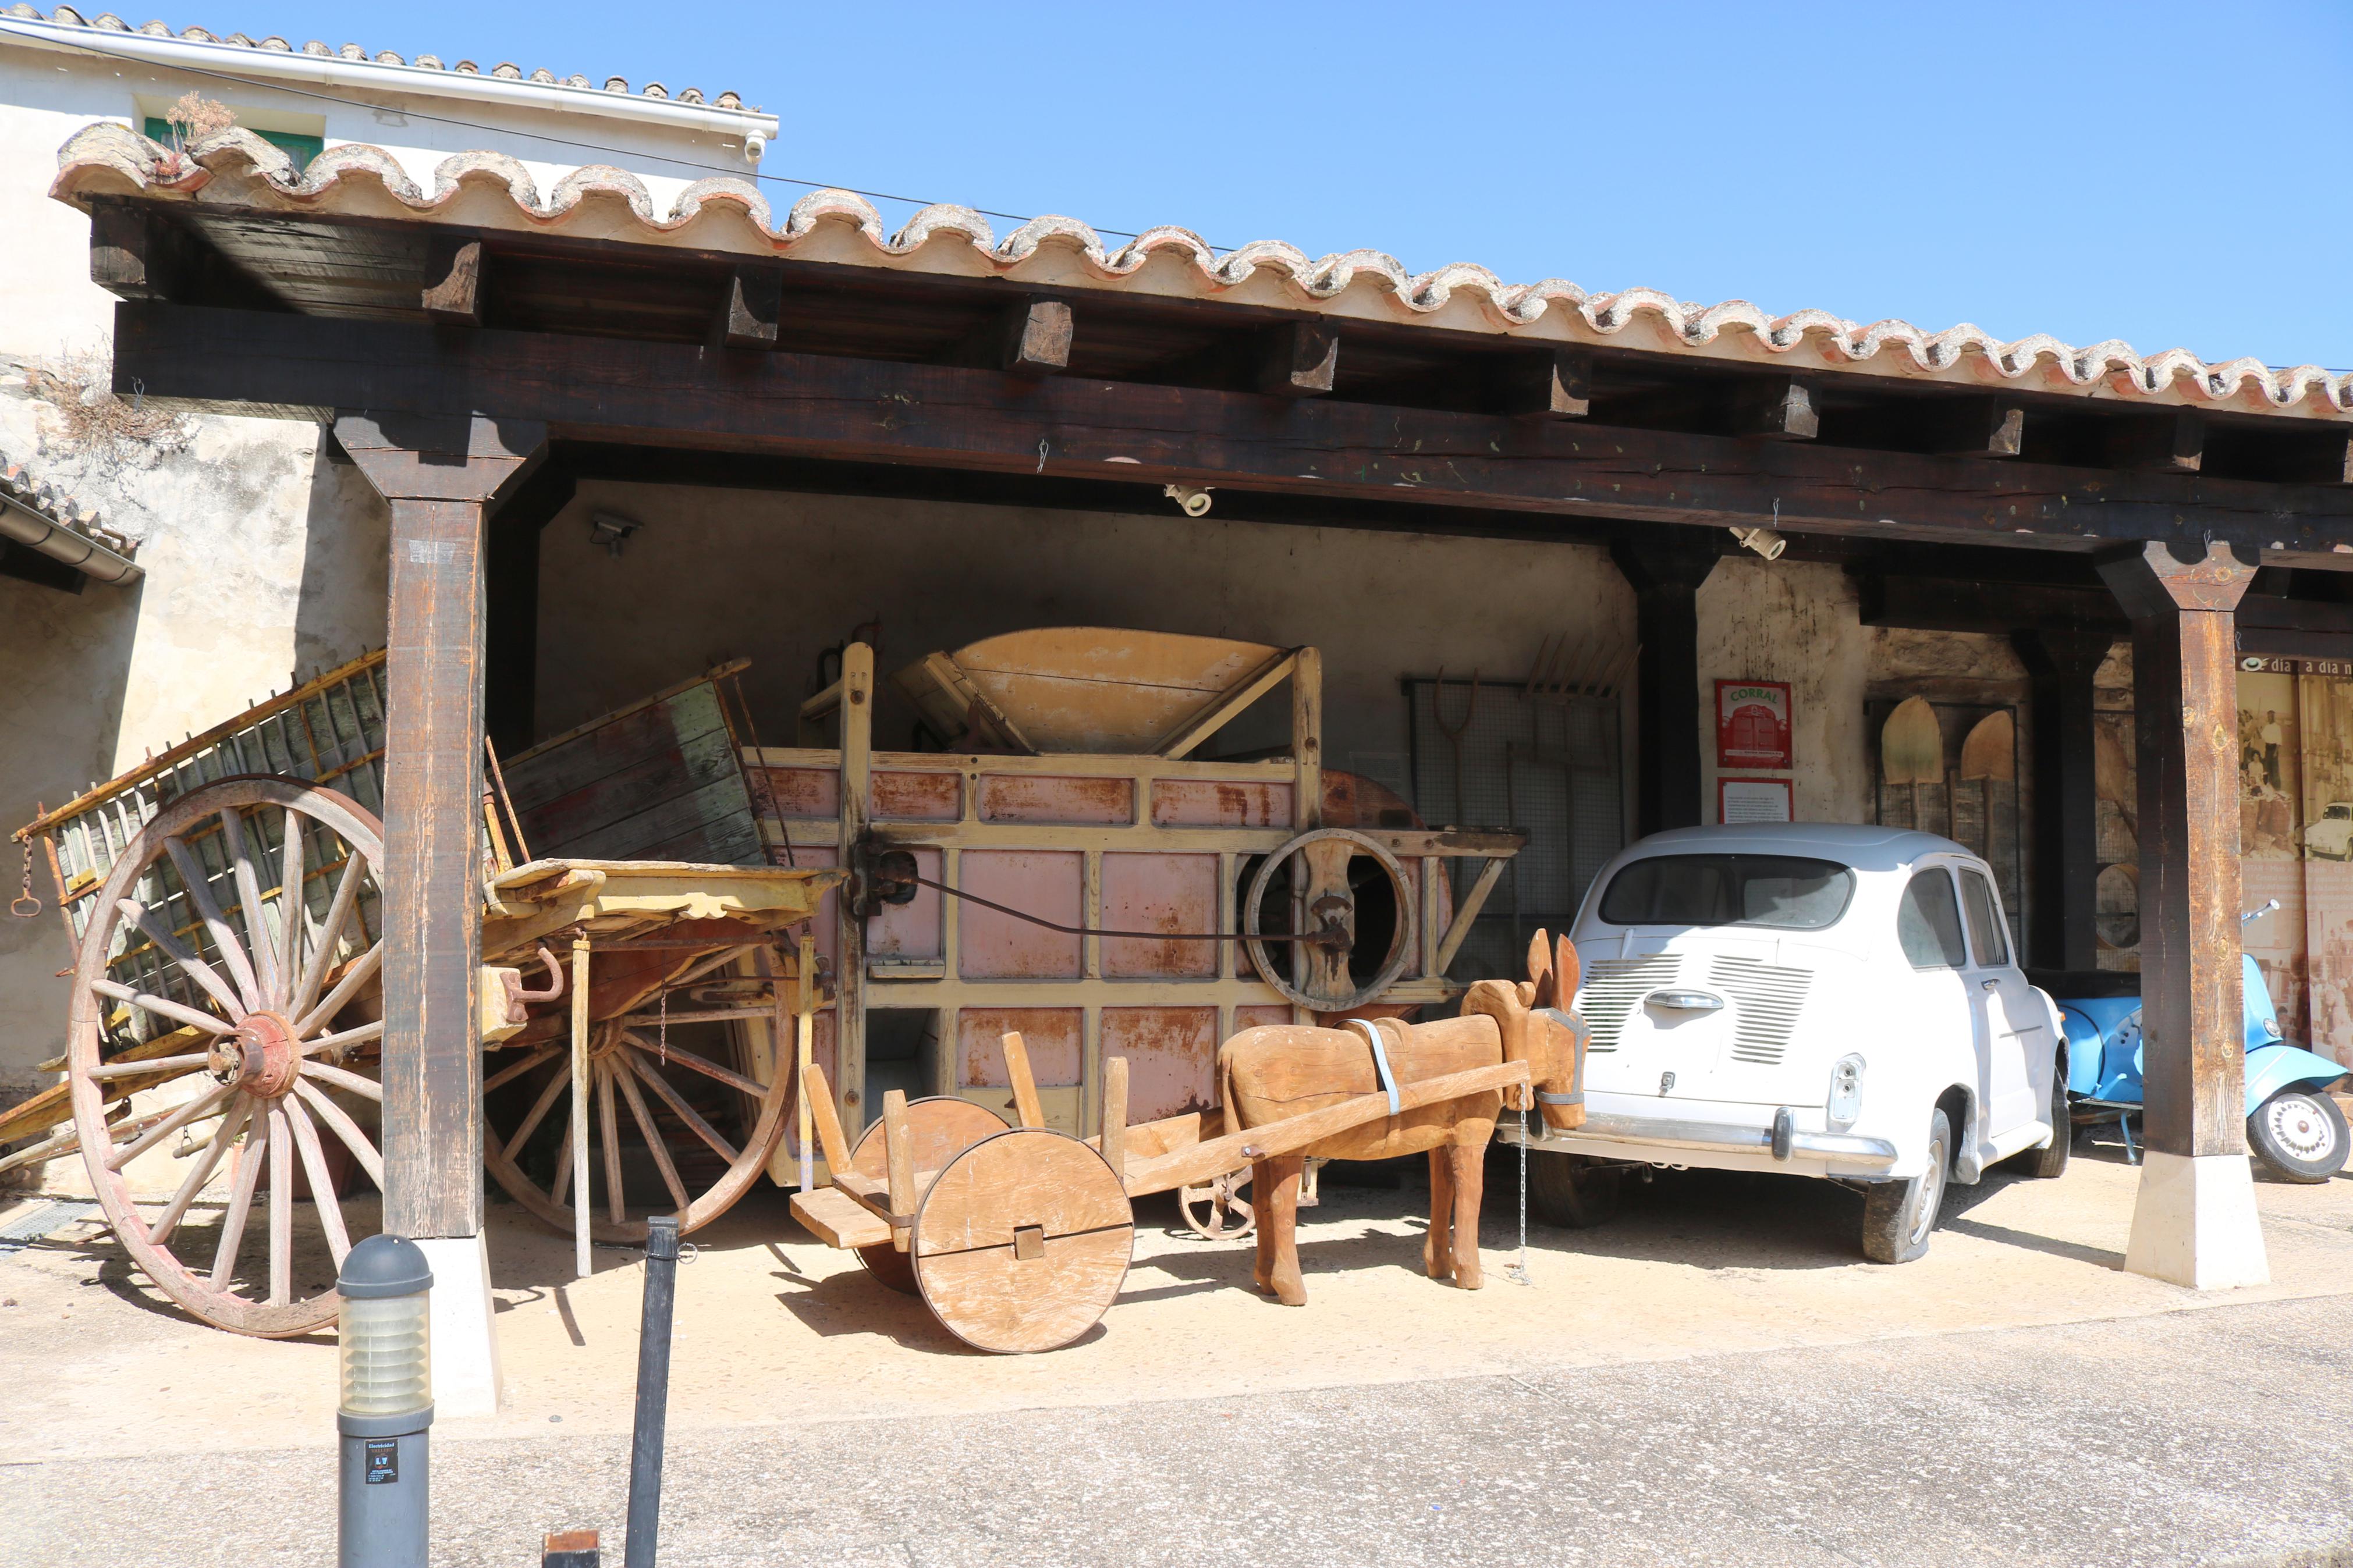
[27,339,191,469]
[163,92,237,150]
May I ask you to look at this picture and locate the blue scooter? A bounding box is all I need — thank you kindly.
[2056,901,2350,1181]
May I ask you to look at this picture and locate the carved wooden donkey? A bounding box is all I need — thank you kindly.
[1215,931,1588,1306]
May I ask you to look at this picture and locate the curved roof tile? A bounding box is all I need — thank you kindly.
[47,123,2353,422]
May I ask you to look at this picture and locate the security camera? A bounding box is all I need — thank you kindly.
[589,510,641,557]
[743,131,766,164]
[1163,484,1213,518]
[1728,525,1786,561]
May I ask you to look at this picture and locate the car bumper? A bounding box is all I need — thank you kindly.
[1496,1095,1900,1176]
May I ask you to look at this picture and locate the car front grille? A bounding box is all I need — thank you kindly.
[1574,954,1684,1053]
[1708,955,1812,1065]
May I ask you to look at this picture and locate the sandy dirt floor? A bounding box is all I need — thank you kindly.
[3,1133,2352,1563]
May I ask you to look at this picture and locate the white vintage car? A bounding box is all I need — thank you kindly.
[1506,823,2070,1263]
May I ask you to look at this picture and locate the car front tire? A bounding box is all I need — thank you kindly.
[1527,1151,1622,1229]
[2022,1064,2072,1180]
[1862,1107,1951,1264]
[2248,1089,2350,1183]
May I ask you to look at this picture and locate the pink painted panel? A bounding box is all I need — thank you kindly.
[872,770,961,821]
[959,1008,1083,1089]
[1103,1007,1217,1121]
[1234,1005,1294,1032]
[868,847,943,961]
[958,849,1082,978]
[978,774,1134,825]
[757,766,839,819]
[1100,852,1218,978]
[1150,778,1293,828]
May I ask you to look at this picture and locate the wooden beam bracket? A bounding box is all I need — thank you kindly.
[717,264,783,351]
[1492,348,1591,418]
[1732,376,1818,441]
[422,237,484,326]
[955,298,1072,375]
[1255,321,1338,398]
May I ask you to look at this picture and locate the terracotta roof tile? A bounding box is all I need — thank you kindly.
[46,124,2353,423]
[0,457,137,557]
[2,6,754,112]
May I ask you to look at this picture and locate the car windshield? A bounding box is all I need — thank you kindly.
[1596,854,1855,930]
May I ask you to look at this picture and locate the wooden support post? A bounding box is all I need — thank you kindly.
[422,237,484,325]
[881,1089,914,1250]
[569,934,592,1279]
[717,264,782,350]
[1613,532,1720,834]
[338,413,544,1248]
[796,933,816,1189]
[836,641,874,1135]
[1000,1030,1045,1130]
[1100,1054,1127,1185]
[1255,322,1337,398]
[958,299,1072,375]
[2013,628,2114,974]
[2097,538,2268,1289]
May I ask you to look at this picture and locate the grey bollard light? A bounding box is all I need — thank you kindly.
[338,1233,435,1568]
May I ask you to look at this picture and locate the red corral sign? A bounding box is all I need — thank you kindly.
[1716,679,1792,770]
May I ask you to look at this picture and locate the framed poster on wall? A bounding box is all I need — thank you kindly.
[1717,680,1793,770]
[1719,777,1793,824]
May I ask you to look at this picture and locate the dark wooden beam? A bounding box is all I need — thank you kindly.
[2096,539,2257,1162]
[1858,573,2127,635]
[953,298,1073,375]
[87,198,281,311]
[421,237,483,325]
[338,411,546,1240]
[1254,321,1337,397]
[1613,531,1722,834]
[716,263,782,350]
[2107,408,2205,473]
[2013,628,2116,975]
[109,303,2353,557]
[1923,398,2025,458]
[1491,348,1591,418]
[484,460,575,754]
[1732,376,1818,441]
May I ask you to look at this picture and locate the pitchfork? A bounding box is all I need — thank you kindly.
[1433,668,1481,826]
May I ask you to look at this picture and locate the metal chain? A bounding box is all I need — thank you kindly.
[658,983,669,1066]
[10,838,39,918]
[1507,1100,1532,1287]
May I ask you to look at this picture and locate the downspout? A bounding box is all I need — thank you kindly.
[0,495,142,585]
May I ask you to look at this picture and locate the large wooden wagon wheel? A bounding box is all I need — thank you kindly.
[1242,827,1417,1014]
[65,776,388,1338]
[480,966,799,1246]
[912,1127,1133,1354]
[846,1096,1008,1293]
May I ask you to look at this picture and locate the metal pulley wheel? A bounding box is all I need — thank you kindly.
[1241,827,1417,1014]
[1176,1167,1255,1240]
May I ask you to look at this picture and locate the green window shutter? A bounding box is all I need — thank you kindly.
[141,116,321,172]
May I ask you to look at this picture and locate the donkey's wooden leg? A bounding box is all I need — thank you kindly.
[1449,1139,1486,1291]
[1425,1146,1457,1281]
[1251,1157,1279,1295]
[1262,1154,1307,1307]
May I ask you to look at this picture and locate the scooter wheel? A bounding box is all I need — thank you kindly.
[2248,1089,2349,1184]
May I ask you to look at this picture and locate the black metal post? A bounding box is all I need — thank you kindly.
[623,1216,680,1568]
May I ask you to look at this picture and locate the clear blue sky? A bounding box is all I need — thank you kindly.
[191,1,2352,371]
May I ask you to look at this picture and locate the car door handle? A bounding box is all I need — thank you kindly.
[1980,979,1999,991]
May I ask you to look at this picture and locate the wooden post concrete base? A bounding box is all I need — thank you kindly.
[414,1232,506,1416]
[2123,1151,2270,1290]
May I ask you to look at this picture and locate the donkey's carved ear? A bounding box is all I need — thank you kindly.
[1552,933,1580,1007]
[1526,929,1553,1008]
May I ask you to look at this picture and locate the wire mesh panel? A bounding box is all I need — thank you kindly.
[17,650,388,1038]
[1406,677,1624,983]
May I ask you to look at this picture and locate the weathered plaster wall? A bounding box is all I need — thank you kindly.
[1695,557,1872,825]
[534,485,1634,784]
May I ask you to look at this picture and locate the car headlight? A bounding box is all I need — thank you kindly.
[1827,1054,1865,1130]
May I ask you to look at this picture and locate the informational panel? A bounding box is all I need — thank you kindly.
[1719,778,1793,824]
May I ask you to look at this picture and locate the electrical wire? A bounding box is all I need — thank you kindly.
[0,17,1208,247]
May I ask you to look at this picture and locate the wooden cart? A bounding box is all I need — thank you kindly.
[786,1027,1528,1353]
[5,652,840,1336]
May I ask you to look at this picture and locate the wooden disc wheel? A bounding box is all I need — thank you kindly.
[913,1128,1134,1354]
[1242,827,1417,1014]
[847,1097,1009,1293]
[480,976,797,1247]
[1176,1167,1255,1240]
[64,776,388,1338]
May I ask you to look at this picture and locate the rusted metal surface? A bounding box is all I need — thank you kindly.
[1149,779,1294,827]
[958,851,1083,979]
[958,1009,1082,1089]
[1102,1006,1218,1122]
[872,771,961,821]
[977,774,1134,826]
[1099,852,1219,979]
[2098,541,2259,1159]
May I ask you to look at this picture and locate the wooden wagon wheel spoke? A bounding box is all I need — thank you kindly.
[88,978,236,1038]
[483,1045,562,1095]
[115,899,247,1021]
[296,941,383,1039]
[501,1062,572,1163]
[162,835,262,1012]
[288,852,368,1025]
[208,1125,267,1290]
[67,775,388,1338]
[622,1035,764,1100]
[612,1052,691,1213]
[217,807,285,1006]
[597,1062,627,1225]
[149,1098,251,1246]
[275,807,307,1003]
[284,1096,352,1268]
[624,1048,739,1164]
